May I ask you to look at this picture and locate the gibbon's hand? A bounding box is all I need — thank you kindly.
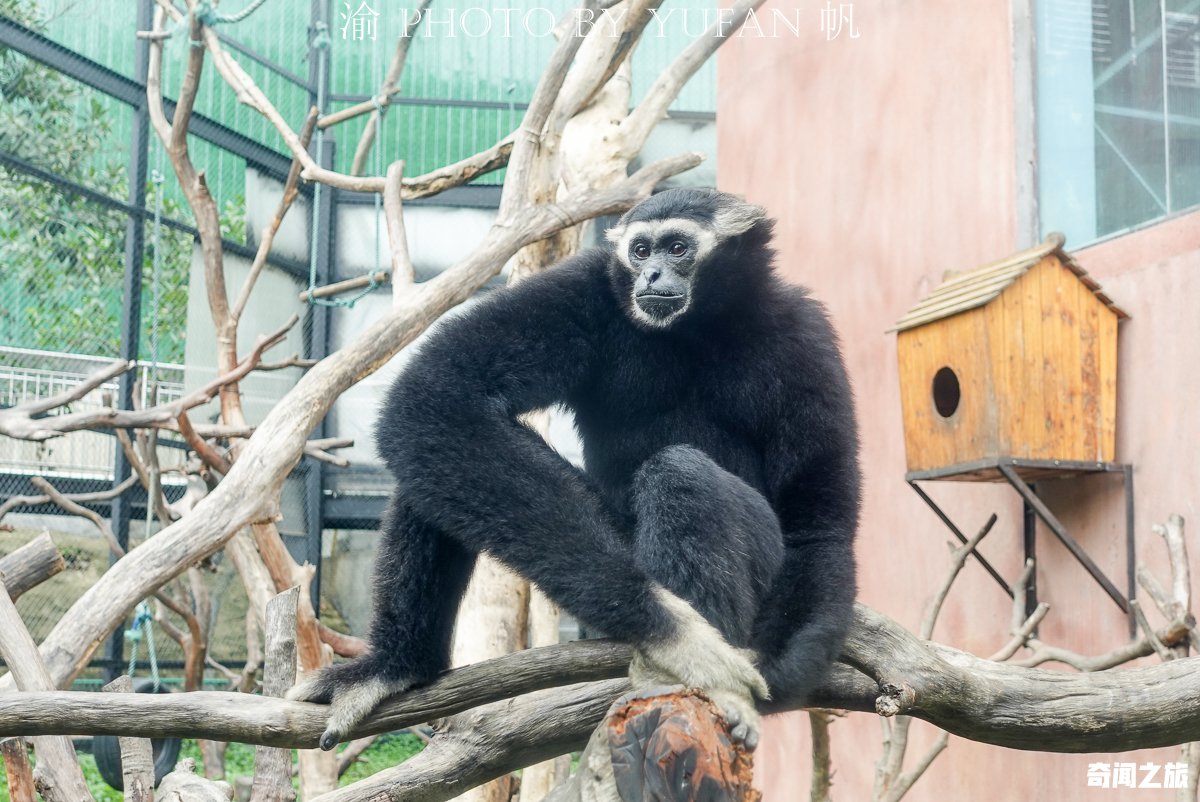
[630,589,769,749]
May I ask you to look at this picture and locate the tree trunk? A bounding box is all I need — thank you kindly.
[448,559,531,802]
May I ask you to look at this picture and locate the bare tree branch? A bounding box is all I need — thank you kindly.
[0,152,698,695]
[498,0,597,220]
[619,0,766,154]
[177,409,232,476]
[102,676,155,802]
[809,711,836,802]
[9,360,133,417]
[298,272,389,304]
[251,587,299,802]
[0,640,631,746]
[317,622,368,658]
[1,737,36,802]
[202,27,511,198]
[384,161,415,289]
[336,736,379,778]
[918,514,996,640]
[549,0,664,134]
[232,106,319,326]
[0,317,297,441]
[0,476,138,524]
[11,604,1200,755]
[348,0,434,176]
[0,577,95,802]
[255,354,318,372]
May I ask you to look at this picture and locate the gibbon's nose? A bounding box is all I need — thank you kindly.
[646,268,662,283]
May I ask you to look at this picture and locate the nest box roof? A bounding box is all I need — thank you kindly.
[891,233,1128,333]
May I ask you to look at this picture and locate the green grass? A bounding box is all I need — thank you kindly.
[0,734,425,800]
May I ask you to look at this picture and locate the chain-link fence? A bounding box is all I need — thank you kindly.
[0,0,716,680]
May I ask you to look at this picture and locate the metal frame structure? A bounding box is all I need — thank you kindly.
[1,1,717,669]
[0,1,339,673]
[908,457,1136,636]
[0,0,571,667]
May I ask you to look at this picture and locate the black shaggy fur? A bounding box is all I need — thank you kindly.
[314,188,860,708]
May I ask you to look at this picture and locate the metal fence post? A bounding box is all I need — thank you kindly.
[104,0,153,680]
[303,0,335,615]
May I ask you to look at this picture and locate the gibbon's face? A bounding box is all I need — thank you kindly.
[606,189,768,330]
[609,218,719,328]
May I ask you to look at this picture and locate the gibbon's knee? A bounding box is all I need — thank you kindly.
[631,445,783,642]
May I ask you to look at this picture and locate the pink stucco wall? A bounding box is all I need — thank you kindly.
[717,1,1200,799]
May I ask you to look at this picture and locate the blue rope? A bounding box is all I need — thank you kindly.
[125,601,161,690]
[195,0,272,26]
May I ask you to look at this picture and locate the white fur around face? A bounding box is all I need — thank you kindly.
[606,219,720,272]
[711,200,767,239]
[606,219,721,328]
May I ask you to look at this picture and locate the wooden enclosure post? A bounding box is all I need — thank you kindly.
[103,675,156,802]
[250,586,299,802]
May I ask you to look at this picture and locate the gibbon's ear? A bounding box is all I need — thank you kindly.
[712,196,768,239]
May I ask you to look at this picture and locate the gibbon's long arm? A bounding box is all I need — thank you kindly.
[377,250,680,647]
[754,303,861,704]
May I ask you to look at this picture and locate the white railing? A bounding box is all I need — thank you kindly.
[0,347,186,480]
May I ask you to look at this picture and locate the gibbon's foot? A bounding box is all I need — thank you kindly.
[286,660,413,751]
[629,651,763,750]
[630,588,770,749]
[706,688,762,750]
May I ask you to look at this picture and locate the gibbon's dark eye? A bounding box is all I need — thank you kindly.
[668,241,687,257]
[632,242,651,260]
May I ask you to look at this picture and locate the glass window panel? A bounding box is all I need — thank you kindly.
[1038,0,1200,244]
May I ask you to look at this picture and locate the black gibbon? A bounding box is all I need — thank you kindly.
[290,188,861,751]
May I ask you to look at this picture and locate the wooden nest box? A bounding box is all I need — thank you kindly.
[893,234,1127,481]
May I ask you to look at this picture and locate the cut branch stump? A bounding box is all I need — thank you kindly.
[250,587,299,802]
[157,758,233,801]
[549,689,759,802]
[0,533,65,601]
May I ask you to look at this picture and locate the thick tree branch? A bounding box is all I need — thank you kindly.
[841,603,1200,751]
[10,605,1200,755]
[101,676,155,802]
[0,640,630,746]
[250,587,299,802]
